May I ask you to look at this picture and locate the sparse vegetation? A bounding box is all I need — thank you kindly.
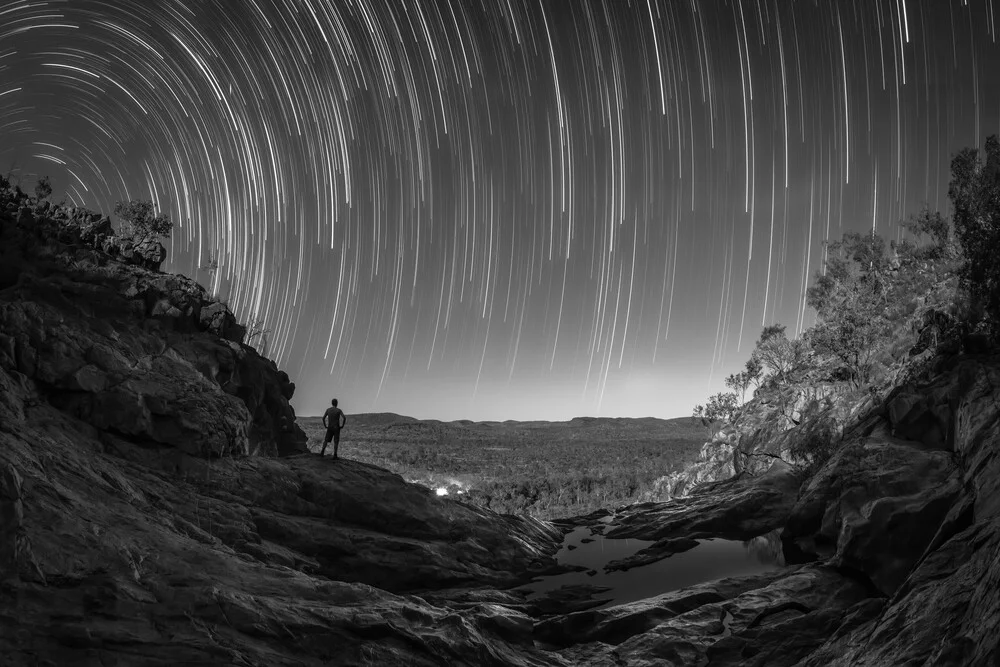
[245,316,272,356]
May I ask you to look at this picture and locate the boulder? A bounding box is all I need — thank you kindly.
[134,238,166,271]
[199,301,246,342]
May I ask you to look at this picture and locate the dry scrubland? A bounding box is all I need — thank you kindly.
[299,413,708,519]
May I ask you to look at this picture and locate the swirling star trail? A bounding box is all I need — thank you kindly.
[3,0,999,420]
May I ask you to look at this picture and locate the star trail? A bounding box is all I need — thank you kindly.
[2,0,999,421]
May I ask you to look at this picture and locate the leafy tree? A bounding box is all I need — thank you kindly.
[948,135,1000,335]
[725,355,764,403]
[702,392,739,434]
[808,233,893,318]
[806,233,894,388]
[898,206,953,262]
[753,324,807,385]
[113,199,172,246]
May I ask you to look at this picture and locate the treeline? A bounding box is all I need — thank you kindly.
[296,417,708,519]
[466,468,663,518]
[353,438,705,519]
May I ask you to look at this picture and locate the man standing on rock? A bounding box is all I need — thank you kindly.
[321,399,347,458]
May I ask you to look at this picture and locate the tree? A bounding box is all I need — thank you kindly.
[693,392,739,437]
[113,199,172,246]
[805,297,888,388]
[949,135,1000,335]
[808,233,893,319]
[753,325,807,385]
[899,206,952,261]
[805,233,895,388]
[704,392,739,426]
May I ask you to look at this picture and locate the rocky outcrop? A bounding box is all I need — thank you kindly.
[0,363,565,665]
[607,461,802,543]
[0,199,572,665]
[781,428,962,595]
[794,356,1000,666]
[0,202,306,458]
[642,428,742,499]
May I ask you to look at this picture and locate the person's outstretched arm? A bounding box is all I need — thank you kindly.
[340,412,347,429]
[322,411,328,429]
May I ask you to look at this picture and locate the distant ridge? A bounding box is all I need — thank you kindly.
[318,412,699,428]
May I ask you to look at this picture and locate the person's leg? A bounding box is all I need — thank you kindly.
[333,430,340,459]
[321,427,333,455]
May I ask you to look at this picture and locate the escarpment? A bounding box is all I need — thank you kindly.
[0,199,307,461]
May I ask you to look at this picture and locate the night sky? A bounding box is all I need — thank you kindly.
[3,0,999,421]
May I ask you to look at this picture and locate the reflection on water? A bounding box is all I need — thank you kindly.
[520,526,784,609]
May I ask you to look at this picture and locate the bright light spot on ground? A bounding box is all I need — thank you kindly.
[435,487,449,496]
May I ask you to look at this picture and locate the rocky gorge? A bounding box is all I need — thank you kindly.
[2,197,999,665]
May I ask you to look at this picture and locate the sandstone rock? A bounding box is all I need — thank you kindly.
[199,300,246,342]
[0,240,306,460]
[603,537,699,572]
[607,460,802,543]
[782,428,962,595]
[542,566,868,666]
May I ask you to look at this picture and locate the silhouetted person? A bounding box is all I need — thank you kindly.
[321,399,347,458]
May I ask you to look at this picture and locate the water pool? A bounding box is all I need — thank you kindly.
[520,525,783,608]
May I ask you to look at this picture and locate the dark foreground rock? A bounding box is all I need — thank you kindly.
[0,377,565,666]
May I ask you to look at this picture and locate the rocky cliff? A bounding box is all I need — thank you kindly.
[2,197,999,666]
[0,201,567,665]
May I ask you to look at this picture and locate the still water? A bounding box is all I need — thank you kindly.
[520,525,783,609]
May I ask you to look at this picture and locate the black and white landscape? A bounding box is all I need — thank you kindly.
[3,1,1000,666]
